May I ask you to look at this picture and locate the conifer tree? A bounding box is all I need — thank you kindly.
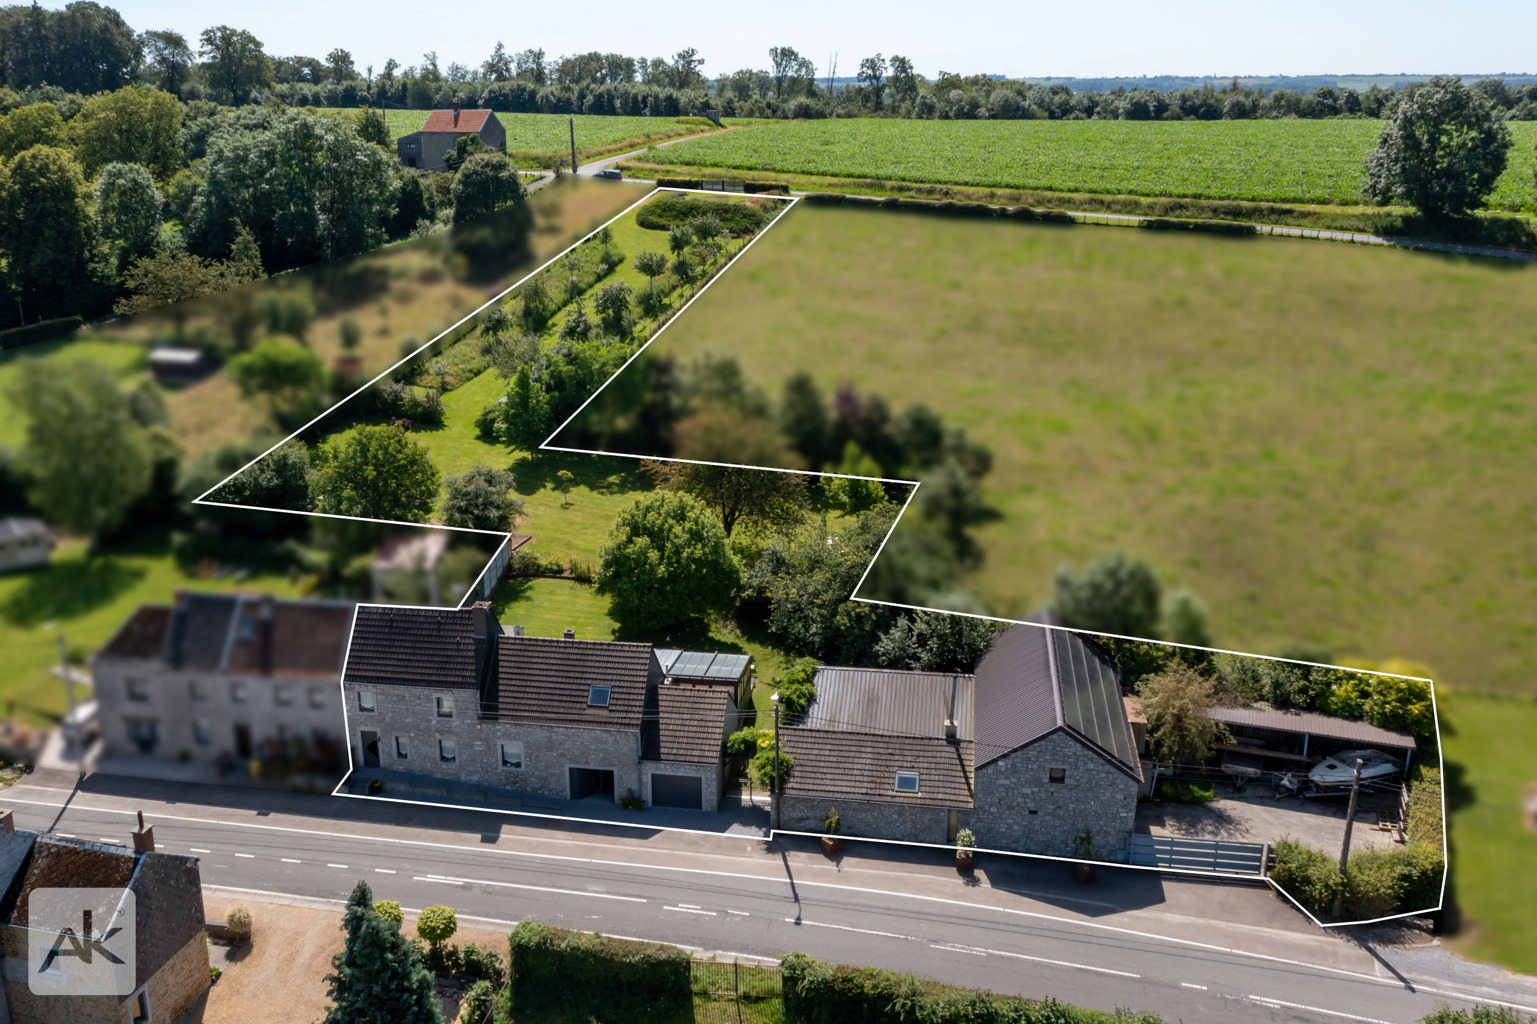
[324,880,443,1024]
[497,366,552,454]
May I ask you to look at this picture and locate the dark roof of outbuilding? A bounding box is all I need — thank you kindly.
[973,625,1141,780]
[492,635,654,730]
[780,727,974,809]
[1208,704,1417,750]
[803,667,974,741]
[656,649,752,684]
[98,605,174,661]
[344,606,484,690]
[641,685,732,763]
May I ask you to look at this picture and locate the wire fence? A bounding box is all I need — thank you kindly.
[691,960,783,1024]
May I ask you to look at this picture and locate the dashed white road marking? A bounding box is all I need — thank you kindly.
[280,858,301,864]
[374,868,396,874]
[785,919,915,942]
[676,904,701,909]
[235,853,255,859]
[424,874,646,902]
[934,942,1141,979]
[666,906,717,916]
[1182,983,1208,991]
[326,863,348,869]
[726,910,750,916]
[191,848,211,854]
[413,877,464,885]
[931,944,987,957]
[1247,996,1395,1024]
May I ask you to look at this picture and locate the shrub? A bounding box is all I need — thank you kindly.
[417,904,458,947]
[635,193,768,235]
[749,746,792,789]
[373,900,403,924]
[824,807,841,835]
[725,726,764,757]
[458,943,504,983]
[1269,837,1344,918]
[1340,848,1407,921]
[475,403,500,439]
[0,315,82,350]
[956,828,976,849]
[1418,1005,1532,1024]
[507,921,690,1024]
[774,659,817,717]
[459,979,494,1023]
[1154,778,1216,804]
[225,905,252,937]
[373,380,446,425]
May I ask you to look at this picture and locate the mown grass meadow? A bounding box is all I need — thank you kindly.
[640,118,1537,211]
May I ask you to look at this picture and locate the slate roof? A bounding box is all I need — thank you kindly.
[491,635,655,730]
[803,667,974,741]
[421,108,495,133]
[1208,704,1417,751]
[641,685,731,764]
[345,605,485,690]
[973,625,1141,780]
[163,593,239,671]
[780,727,975,809]
[99,605,173,661]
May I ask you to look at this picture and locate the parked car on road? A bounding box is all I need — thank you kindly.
[596,168,623,179]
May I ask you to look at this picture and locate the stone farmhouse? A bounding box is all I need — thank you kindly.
[93,591,354,771]
[779,624,1143,858]
[0,809,209,1024]
[397,106,507,171]
[341,603,750,811]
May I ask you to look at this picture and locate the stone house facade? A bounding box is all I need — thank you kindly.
[341,604,734,810]
[92,592,354,772]
[397,108,507,171]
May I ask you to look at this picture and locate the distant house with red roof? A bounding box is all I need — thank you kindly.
[397,105,507,171]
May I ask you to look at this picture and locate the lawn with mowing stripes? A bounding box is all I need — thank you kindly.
[641,118,1537,211]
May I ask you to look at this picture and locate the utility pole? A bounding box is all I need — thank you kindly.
[1332,757,1365,918]
[569,116,578,175]
[770,691,780,830]
[58,632,77,760]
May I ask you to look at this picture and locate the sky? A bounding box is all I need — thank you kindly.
[111,0,1537,80]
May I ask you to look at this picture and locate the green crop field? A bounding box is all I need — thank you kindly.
[639,118,1537,211]
[318,109,715,160]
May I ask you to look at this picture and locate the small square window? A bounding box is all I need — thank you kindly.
[308,687,326,710]
[439,738,456,763]
[126,678,150,702]
[895,772,920,793]
[395,736,409,759]
[436,695,455,718]
[1049,767,1067,784]
[189,679,207,701]
[192,719,211,745]
[500,741,523,770]
[357,690,376,713]
[275,685,293,707]
[587,686,611,708]
[231,680,249,704]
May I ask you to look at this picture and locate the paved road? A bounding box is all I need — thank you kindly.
[6,775,1535,1024]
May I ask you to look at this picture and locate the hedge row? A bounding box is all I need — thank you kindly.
[1270,835,1444,922]
[655,177,792,195]
[635,192,773,234]
[803,192,1076,224]
[0,316,83,350]
[780,953,1164,1024]
[507,921,691,1024]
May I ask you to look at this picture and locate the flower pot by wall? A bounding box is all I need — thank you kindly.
[820,836,843,855]
[955,849,975,871]
[1074,863,1098,885]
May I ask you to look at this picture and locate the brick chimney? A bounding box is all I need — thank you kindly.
[563,628,576,640]
[132,810,154,854]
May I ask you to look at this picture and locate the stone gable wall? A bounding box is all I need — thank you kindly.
[779,795,950,844]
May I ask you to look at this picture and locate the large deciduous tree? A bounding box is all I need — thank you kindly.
[190,110,395,270]
[0,145,96,321]
[1052,551,1163,639]
[69,87,184,180]
[0,102,64,159]
[441,463,524,531]
[595,492,740,631]
[1136,665,1230,768]
[9,360,153,549]
[313,424,441,522]
[323,880,442,1024]
[199,25,271,104]
[1363,75,1512,219]
[140,29,194,94]
[451,150,525,223]
[95,163,163,273]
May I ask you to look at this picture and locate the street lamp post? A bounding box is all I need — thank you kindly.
[770,692,780,831]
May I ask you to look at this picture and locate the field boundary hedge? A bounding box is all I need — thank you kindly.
[0,316,83,351]
[507,921,691,1024]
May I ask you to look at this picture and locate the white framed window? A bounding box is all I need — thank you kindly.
[1049,767,1067,784]
[126,678,150,702]
[439,738,457,763]
[500,741,524,770]
[189,679,207,701]
[192,719,212,745]
[308,687,326,709]
[587,686,611,707]
[274,685,293,706]
[395,736,409,759]
[435,695,455,718]
[231,680,249,704]
[895,772,920,793]
[357,689,376,713]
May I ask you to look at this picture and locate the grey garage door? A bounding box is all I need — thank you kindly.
[651,773,703,809]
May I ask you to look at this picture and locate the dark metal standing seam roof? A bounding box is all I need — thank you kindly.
[343,606,482,690]
[495,635,655,730]
[1208,705,1418,750]
[805,667,975,741]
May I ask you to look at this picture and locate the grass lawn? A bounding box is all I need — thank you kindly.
[1438,690,1537,973]
[0,538,305,727]
[0,338,150,449]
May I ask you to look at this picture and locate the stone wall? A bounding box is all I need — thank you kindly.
[348,681,643,802]
[963,729,1139,858]
[779,795,950,844]
[1,922,124,1024]
[141,929,211,1024]
[640,760,722,812]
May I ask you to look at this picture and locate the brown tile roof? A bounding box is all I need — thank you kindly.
[225,599,353,678]
[98,605,172,661]
[780,727,975,809]
[344,606,485,690]
[9,838,136,927]
[804,667,974,740]
[421,108,494,133]
[492,636,655,730]
[642,685,731,764]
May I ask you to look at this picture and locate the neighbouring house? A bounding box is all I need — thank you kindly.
[92,591,354,772]
[780,624,1144,858]
[397,106,508,171]
[371,530,450,605]
[0,808,209,1024]
[340,604,738,811]
[0,519,52,573]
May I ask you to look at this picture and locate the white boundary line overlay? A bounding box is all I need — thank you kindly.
[175,183,1448,933]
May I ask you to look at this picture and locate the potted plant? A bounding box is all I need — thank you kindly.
[1071,828,1098,884]
[820,807,843,855]
[955,828,976,870]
